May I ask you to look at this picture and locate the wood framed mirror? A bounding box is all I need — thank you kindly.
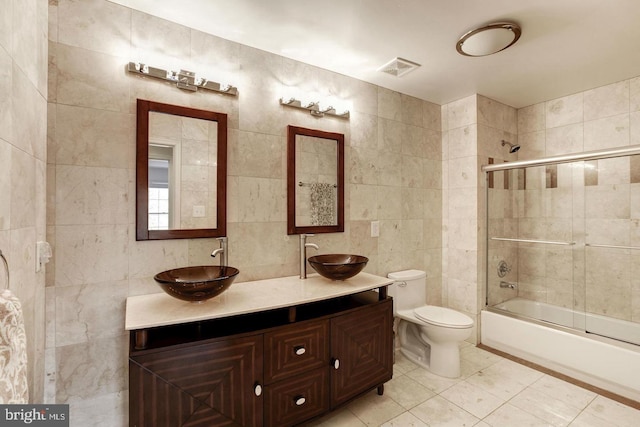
[287,125,344,235]
[136,99,227,240]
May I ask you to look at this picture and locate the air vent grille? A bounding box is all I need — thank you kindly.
[378,57,421,77]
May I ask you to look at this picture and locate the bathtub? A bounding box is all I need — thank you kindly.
[481,298,640,402]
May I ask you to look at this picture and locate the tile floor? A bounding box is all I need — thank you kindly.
[306,343,640,426]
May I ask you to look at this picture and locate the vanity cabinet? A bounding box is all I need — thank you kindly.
[129,334,263,427]
[129,291,392,427]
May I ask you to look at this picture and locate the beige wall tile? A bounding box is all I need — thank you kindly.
[584,114,629,151]
[55,335,128,402]
[56,44,130,112]
[447,95,477,129]
[545,93,583,129]
[55,280,129,347]
[55,224,129,287]
[545,123,583,155]
[518,103,545,134]
[584,80,629,121]
[59,0,131,57]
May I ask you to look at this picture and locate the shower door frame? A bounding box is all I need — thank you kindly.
[482,144,640,338]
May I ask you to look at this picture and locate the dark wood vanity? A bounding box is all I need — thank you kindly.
[128,280,393,427]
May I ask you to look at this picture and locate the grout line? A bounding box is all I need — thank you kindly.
[477,343,640,411]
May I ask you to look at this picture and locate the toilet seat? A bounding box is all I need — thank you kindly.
[413,305,473,329]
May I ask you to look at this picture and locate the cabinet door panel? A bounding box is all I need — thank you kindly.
[264,319,329,384]
[130,334,263,427]
[330,299,393,407]
[264,367,329,427]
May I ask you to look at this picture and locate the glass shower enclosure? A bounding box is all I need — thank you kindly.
[484,145,640,346]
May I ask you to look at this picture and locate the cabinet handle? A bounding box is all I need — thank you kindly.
[294,346,306,356]
[332,358,340,370]
[294,396,306,406]
[254,383,262,397]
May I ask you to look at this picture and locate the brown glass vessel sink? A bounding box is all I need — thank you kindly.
[154,266,240,302]
[307,254,368,281]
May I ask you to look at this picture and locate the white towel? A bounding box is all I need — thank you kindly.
[0,289,29,404]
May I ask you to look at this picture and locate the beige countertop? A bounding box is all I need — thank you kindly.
[125,272,393,330]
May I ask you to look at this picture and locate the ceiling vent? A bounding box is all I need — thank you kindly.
[378,57,421,77]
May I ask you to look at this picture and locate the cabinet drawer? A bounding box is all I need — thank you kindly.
[264,319,329,383]
[264,367,328,427]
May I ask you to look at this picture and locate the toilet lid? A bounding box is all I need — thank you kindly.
[414,306,474,328]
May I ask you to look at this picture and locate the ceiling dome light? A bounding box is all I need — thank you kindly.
[456,22,521,57]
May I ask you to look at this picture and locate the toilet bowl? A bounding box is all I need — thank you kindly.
[388,270,474,378]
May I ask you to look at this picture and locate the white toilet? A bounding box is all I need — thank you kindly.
[388,269,474,378]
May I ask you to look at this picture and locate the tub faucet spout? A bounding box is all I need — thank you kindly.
[500,281,517,289]
[300,234,319,279]
[211,237,228,266]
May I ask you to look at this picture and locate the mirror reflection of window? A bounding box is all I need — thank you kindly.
[149,145,178,229]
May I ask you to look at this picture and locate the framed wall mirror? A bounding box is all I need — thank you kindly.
[136,99,227,240]
[287,125,344,235]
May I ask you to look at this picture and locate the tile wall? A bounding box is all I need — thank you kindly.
[46,0,441,423]
[512,79,640,322]
[441,95,518,341]
[0,0,48,403]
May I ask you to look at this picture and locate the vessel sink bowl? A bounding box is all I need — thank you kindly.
[154,266,240,302]
[307,254,369,281]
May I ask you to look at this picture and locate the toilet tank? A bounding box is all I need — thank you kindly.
[387,269,427,313]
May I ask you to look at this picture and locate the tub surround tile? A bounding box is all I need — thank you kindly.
[584,114,630,151]
[584,80,630,121]
[518,103,546,134]
[546,93,584,129]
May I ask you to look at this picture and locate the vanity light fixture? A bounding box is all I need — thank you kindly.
[456,22,522,57]
[279,96,350,119]
[127,62,238,95]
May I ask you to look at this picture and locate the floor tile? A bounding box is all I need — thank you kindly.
[440,380,505,419]
[347,389,406,426]
[410,395,480,427]
[530,374,597,410]
[384,374,435,410]
[393,351,419,375]
[465,359,543,401]
[510,386,583,426]
[405,366,462,394]
[483,402,550,426]
[304,407,366,427]
[580,395,640,426]
[380,411,428,427]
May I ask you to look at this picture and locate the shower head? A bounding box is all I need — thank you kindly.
[501,140,520,153]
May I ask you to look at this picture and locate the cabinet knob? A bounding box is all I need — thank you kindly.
[332,358,340,370]
[294,396,306,406]
[294,346,306,356]
[254,383,262,397]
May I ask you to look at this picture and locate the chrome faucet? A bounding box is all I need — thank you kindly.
[211,237,228,266]
[299,234,319,279]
